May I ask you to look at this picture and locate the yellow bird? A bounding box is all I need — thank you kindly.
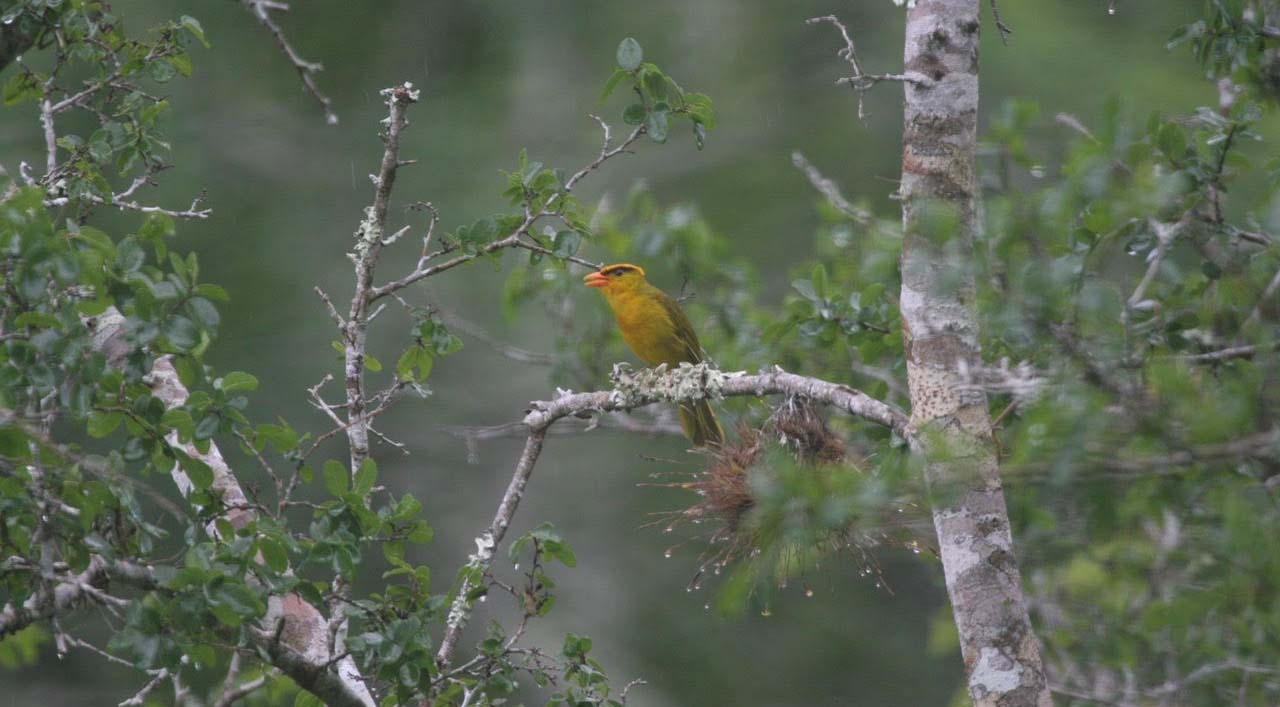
[584,263,724,447]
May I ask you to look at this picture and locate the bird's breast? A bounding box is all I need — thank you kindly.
[613,301,684,367]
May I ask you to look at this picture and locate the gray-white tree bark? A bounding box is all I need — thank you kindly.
[897,1,1051,705]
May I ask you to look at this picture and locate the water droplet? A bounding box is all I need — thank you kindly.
[1108,5,1116,15]
[703,603,711,611]
[663,549,673,558]
[664,525,674,534]
[479,595,487,602]
[778,581,788,590]
[513,563,520,571]
[760,606,772,617]
[805,587,815,598]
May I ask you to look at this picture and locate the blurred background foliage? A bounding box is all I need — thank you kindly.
[5,0,1279,705]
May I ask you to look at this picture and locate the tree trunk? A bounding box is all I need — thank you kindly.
[897,2,1052,705]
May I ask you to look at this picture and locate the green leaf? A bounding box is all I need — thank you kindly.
[116,237,146,273]
[187,297,220,329]
[684,93,716,129]
[811,263,830,298]
[616,37,643,71]
[180,454,214,491]
[642,68,667,101]
[255,423,298,453]
[406,521,433,544]
[219,371,258,392]
[623,103,646,126]
[323,460,347,497]
[164,315,200,351]
[195,283,230,302]
[354,459,377,496]
[600,68,628,104]
[194,414,220,441]
[3,72,39,106]
[1157,122,1187,160]
[646,110,669,143]
[552,230,581,259]
[180,15,211,48]
[392,493,423,522]
[87,411,124,439]
[258,538,289,573]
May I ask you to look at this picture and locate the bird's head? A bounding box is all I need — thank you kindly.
[583,263,647,294]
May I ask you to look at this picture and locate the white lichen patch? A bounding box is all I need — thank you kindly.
[609,362,738,406]
[970,646,1024,696]
[938,529,983,579]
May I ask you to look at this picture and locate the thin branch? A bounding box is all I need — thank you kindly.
[434,363,906,668]
[806,15,933,120]
[989,0,1013,44]
[791,151,872,224]
[44,190,212,219]
[240,0,337,124]
[436,309,556,365]
[118,668,171,707]
[212,674,270,707]
[368,117,641,301]
[342,83,419,470]
[1178,342,1274,363]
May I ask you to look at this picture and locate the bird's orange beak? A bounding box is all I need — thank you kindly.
[583,271,609,288]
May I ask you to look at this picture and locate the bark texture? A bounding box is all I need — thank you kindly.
[897,2,1051,705]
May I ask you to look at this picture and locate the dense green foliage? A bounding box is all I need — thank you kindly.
[3,0,1280,706]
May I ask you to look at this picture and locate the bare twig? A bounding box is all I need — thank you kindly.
[367,118,641,301]
[1178,343,1274,363]
[240,0,338,124]
[791,151,872,224]
[806,15,933,120]
[437,309,556,365]
[118,669,171,707]
[1123,218,1185,335]
[989,0,1012,43]
[44,190,212,219]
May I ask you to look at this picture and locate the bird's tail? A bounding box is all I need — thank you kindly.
[678,398,724,448]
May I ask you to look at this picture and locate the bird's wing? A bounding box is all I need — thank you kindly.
[654,289,705,364]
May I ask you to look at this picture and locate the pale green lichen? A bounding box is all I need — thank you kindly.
[609,361,738,406]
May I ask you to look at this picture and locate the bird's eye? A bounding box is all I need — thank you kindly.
[609,268,626,277]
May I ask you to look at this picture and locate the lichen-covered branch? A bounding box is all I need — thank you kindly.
[896,1,1050,704]
[434,363,907,668]
[341,83,419,470]
[0,557,155,638]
